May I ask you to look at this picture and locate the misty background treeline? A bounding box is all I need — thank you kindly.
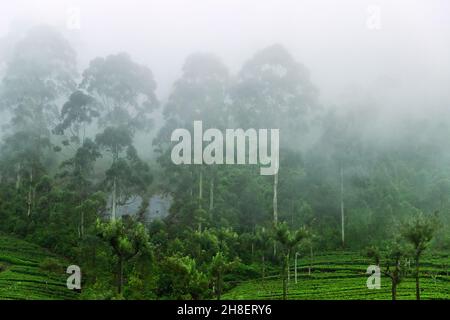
[0,25,449,299]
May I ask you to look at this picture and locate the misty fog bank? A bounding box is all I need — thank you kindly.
[1,0,449,115]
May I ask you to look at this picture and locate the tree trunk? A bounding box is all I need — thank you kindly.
[209,176,214,214]
[309,243,313,276]
[217,273,222,300]
[199,167,203,209]
[273,173,279,257]
[391,279,397,300]
[415,256,420,300]
[273,173,278,224]
[16,163,21,190]
[118,256,124,295]
[27,169,33,217]
[80,210,85,239]
[282,253,288,300]
[262,255,265,280]
[112,177,117,220]
[190,169,193,199]
[287,252,290,285]
[92,242,97,281]
[295,253,298,284]
[340,166,345,247]
[112,147,118,221]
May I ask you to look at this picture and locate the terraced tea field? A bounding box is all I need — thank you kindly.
[223,251,450,300]
[0,235,78,300]
[1,234,448,300]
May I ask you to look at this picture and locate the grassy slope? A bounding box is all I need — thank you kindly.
[223,251,450,300]
[0,234,78,300]
[1,234,448,300]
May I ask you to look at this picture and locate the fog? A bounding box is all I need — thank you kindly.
[1,0,449,112]
[1,0,450,156]
[1,2,450,300]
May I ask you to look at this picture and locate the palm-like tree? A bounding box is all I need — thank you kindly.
[274,222,308,300]
[401,212,438,300]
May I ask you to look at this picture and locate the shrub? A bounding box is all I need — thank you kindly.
[39,257,64,274]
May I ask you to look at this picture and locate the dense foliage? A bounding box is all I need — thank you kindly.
[0,26,448,300]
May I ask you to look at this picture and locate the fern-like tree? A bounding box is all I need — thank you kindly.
[209,251,239,300]
[400,212,439,300]
[96,217,151,295]
[254,226,271,280]
[273,222,308,300]
[366,242,408,300]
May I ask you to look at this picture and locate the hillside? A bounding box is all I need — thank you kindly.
[223,252,450,300]
[1,233,448,300]
[0,234,78,300]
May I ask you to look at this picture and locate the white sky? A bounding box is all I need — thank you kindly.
[1,0,449,109]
